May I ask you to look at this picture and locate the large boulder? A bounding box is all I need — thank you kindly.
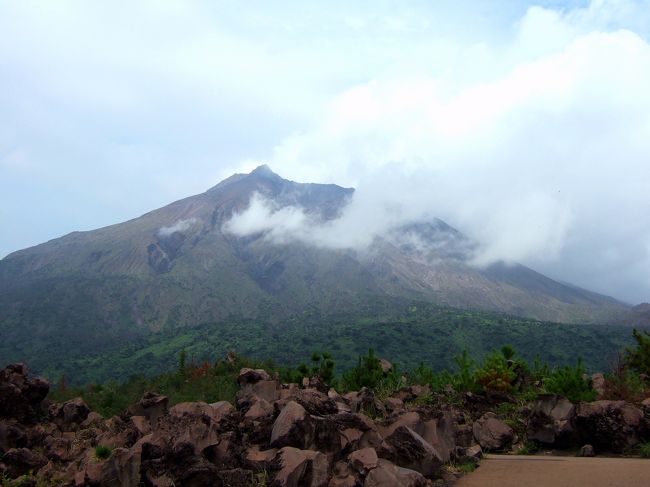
[310,416,342,454]
[244,446,278,472]
[333,413,381,452]
[43,435,73,461]
[0,421,26,451]
[348,447,378,475]
[49,398,91,432]
[236,380,281,411]
[344,388,385,417]
[93,447,142,487]
[238,368,272,386]
[175,461,222,487]
[271,447,329,487]
[420,412,457,463]
[527,394,576,447]
[381,410,459,463]
[244,399,275,422]
[294,389,338,416]
[575,400,644,452]
[169,401,233,425]
[379,426,444,477]
[379,412,422,438]
[1,447,47,477]
[328,460,360,487]
[95,416,142,450]
[0,364,49,422]
[270,401,314,449]
[128,392,169,430]
[364,459,427,487]
[472,412,515,451]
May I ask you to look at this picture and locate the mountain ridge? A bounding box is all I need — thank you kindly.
[0,166,637,380]
[0,165,628,320]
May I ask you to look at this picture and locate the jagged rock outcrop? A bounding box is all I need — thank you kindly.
[472,412,516,451]
[0,363,49,422]
[0,363,468,485]
[575,400,645,452]
[3,362,649,486]
[527,394,575,447]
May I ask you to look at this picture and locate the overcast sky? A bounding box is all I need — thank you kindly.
[1,0,649,304]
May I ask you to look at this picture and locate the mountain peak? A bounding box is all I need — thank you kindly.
[207,164,282,193]
[249,164,279,178]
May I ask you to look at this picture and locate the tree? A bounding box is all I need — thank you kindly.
[341,349,385,391]
[178,349,187,374]
[625,329,650,376]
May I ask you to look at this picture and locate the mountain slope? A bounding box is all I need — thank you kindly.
[0,166,630,376]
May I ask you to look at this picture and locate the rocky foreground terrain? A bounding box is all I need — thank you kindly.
[1,363,649,486]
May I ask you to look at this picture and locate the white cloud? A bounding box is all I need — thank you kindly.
[222,194,309,244]
[157,218,198,238]
[261,2,650,302]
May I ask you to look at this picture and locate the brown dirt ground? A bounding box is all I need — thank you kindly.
[454,454,650,487]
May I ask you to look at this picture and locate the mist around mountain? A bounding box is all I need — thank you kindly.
[0,166,638,381]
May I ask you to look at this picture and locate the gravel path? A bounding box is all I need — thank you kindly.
[454,454,650,487]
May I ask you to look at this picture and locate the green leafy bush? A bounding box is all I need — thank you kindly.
[376,373,407,401]
[341,349,392,392]
[475,350,516,392]
[94,444,112,461]
[472,345,535,394]
[625,329,650,376]
[410,363,456,393]
[309,351,336,385]
[603,355,645,402]
[516,441,540,455]
[454,349,478,392]
[638,441,650,458]
[544,359,596,402]
[453,461,477,473]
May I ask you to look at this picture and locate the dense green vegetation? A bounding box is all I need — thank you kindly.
[50,328,650,419]
[30,301,639,386]
[625,329,650,376]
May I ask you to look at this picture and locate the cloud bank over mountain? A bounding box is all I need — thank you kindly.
[263,2,650,302]
[1,0,649,303]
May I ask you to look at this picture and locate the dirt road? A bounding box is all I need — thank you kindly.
[454,454,650,487]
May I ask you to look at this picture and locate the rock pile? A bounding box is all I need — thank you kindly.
[527,394,650,453]
[1,363,649,486]
[0,364,480,486]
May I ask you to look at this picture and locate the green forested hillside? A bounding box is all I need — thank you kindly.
[0,166,634,385]
[10,299,637,385]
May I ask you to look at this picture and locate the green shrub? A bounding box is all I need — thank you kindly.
[638,441,650,458]
[603,355,645,401]
[531,355,551,383]
[376,373,407,401]
[94,444,112,461]
[409,363,455,393]
[341,349,386,391]
[454,349,478,392]
[309,351,336,385]
[453,461,477,473]
[475,350,516,392]
[517,441,540,455]
[544,359,596,402]
[625,329,650,376]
